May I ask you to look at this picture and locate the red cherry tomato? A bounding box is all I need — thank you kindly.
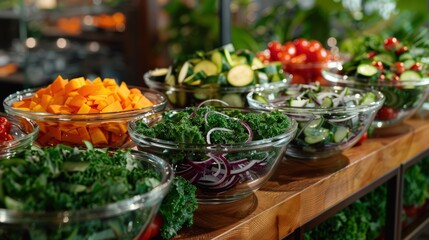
[378,74,385,81]
[376,106,397,120]
[308,40,322,52]
[277,51,292,63]
[0,117,11,133]
[267,41,283,60]
[372,61,384,71]
[410,62,423,71]
[0,125,8,142]
[355,131,368,146]
[138,213,162,240]
[293,38,310,55]
[290,54,307,64]
[393,62,405,75]
[256,51,270,63]
[384,37,399,51]
[396,45,409,55]
[367,51,377,59]
[315,48,329,62]
[282,42,297,57]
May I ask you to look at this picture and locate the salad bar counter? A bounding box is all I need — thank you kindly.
[172,110,429,240]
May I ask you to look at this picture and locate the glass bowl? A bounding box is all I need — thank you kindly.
[285,59,343,85]
[0,150,173,240]
[143,71,290,108]
[128,107,297,204]
[3,87,167,148]
[322,66,429,128]
[247,84,385,159]
[0,113,39,158]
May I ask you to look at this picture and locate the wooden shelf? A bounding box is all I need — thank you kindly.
[174,110,429,240]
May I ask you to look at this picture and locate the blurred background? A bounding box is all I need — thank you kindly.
[0,0,428,110]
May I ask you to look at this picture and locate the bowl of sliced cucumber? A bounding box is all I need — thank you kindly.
[247,83,384,159]
[144,44,290,108]
[322,36,429,128]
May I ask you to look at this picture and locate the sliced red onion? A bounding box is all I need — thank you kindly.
[327,114,358,123]
[190,99,230,118]
[206,128,233,144]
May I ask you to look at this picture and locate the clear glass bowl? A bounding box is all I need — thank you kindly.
[247,85,385,159]
[285,59,343,85]
[3,87,167,148]
[0,150,173,240]
[128,107,298,204]
[143,71,290,108]
[322,66,429,128]
[0,113,39,158]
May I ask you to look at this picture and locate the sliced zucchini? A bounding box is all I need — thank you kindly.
[400,70,422,81]
[227,64,254,87]
[211,51,231,72]
[251,57,264,69]
[359,92,376,105]
[230,55,248,67]
[253,93,268,103]
[304,128,330,144]
[149,68,169,81]
[194,60,218,76]
[183,71,207,86]
[334,126,349,143]
[178,61,193,84]
[320,97,333,108]
[290,99,308,107]
[373,53,394,65]
[221,93,245,107]
[357,63,379,77]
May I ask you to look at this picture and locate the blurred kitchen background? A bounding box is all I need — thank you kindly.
[0,0,428,111]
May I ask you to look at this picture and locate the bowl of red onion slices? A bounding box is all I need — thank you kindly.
[128,100,297,204]
[247,83,385,159]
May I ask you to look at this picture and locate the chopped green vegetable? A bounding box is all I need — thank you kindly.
[159,176,197,239]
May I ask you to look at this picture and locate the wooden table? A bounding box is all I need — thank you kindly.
[174,109,429,240]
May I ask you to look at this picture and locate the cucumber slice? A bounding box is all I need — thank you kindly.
[403,59,416,69]
[251,57,264,69]
[320,97,333,108]
[399,53,413,61]
[304,128,330,144]
[400,70,422,81]
[359,92,376,105]
[204,74,227,85]
[221,93,245,107]
[227,64,254,87]
[178,61,193,84]
[253,93,268,103]
[373,53,394,65]
[194,60,218,76]
[149,68,169,81]
[211,51,230,72]
[334,126,349,143]
[357,63,379,77]
[230,55,247,67]
[184,71,207,86]
[290,99,308,107]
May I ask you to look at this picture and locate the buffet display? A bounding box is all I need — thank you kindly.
[1,33,429,239]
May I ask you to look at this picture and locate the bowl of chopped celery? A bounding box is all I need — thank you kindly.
[3,76,167,148]
[128,103,298,204]
[322,36,429,128]
[247,83,385,159]
[0,143,173,239]
[0,113,39,158]
[143,44,290,108]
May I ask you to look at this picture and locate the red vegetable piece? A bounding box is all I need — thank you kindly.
[293,38,310,55]
[137,213,162,240]
[0,117,11,133]
[0,125,8,142]
[384,37,399,51]
[372,61,384,71]
[290,54,307,64]
[393,62,405,75]
[410,62,423,71]
[376,106,397,120]
[396,45,409,55]
[277,51,292,63]
[256,51,270,63]
[267,41,283,60]
[282,42,297,57]
[355,131,368,146]
[367,51,377,59]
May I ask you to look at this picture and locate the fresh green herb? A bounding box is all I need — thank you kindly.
[159,176,197,239]
[403,162,429,207]
[135,105,291,147]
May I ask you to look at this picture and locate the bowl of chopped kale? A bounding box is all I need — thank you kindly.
[128,101,298,204]
[247,83,385,159]
[0,142,175,240]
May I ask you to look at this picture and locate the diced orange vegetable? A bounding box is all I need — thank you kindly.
[11,75,154,147]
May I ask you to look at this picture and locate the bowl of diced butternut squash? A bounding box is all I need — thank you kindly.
[3,75,167,148]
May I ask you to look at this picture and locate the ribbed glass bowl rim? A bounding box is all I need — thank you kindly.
[246,85,385,115]
[283,58,344,69]
[2,87,168,121]
[143,71,291,93]
[0,150,174,224]
[0,113,39,149]
[128,107,298,151]
[322,66,429,87]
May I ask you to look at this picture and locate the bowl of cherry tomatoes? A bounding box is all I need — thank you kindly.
[258,38,344,84]
[322,36,429,128]
[0,113,39,158]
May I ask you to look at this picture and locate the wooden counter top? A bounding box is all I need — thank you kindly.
[174,110,429,240]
